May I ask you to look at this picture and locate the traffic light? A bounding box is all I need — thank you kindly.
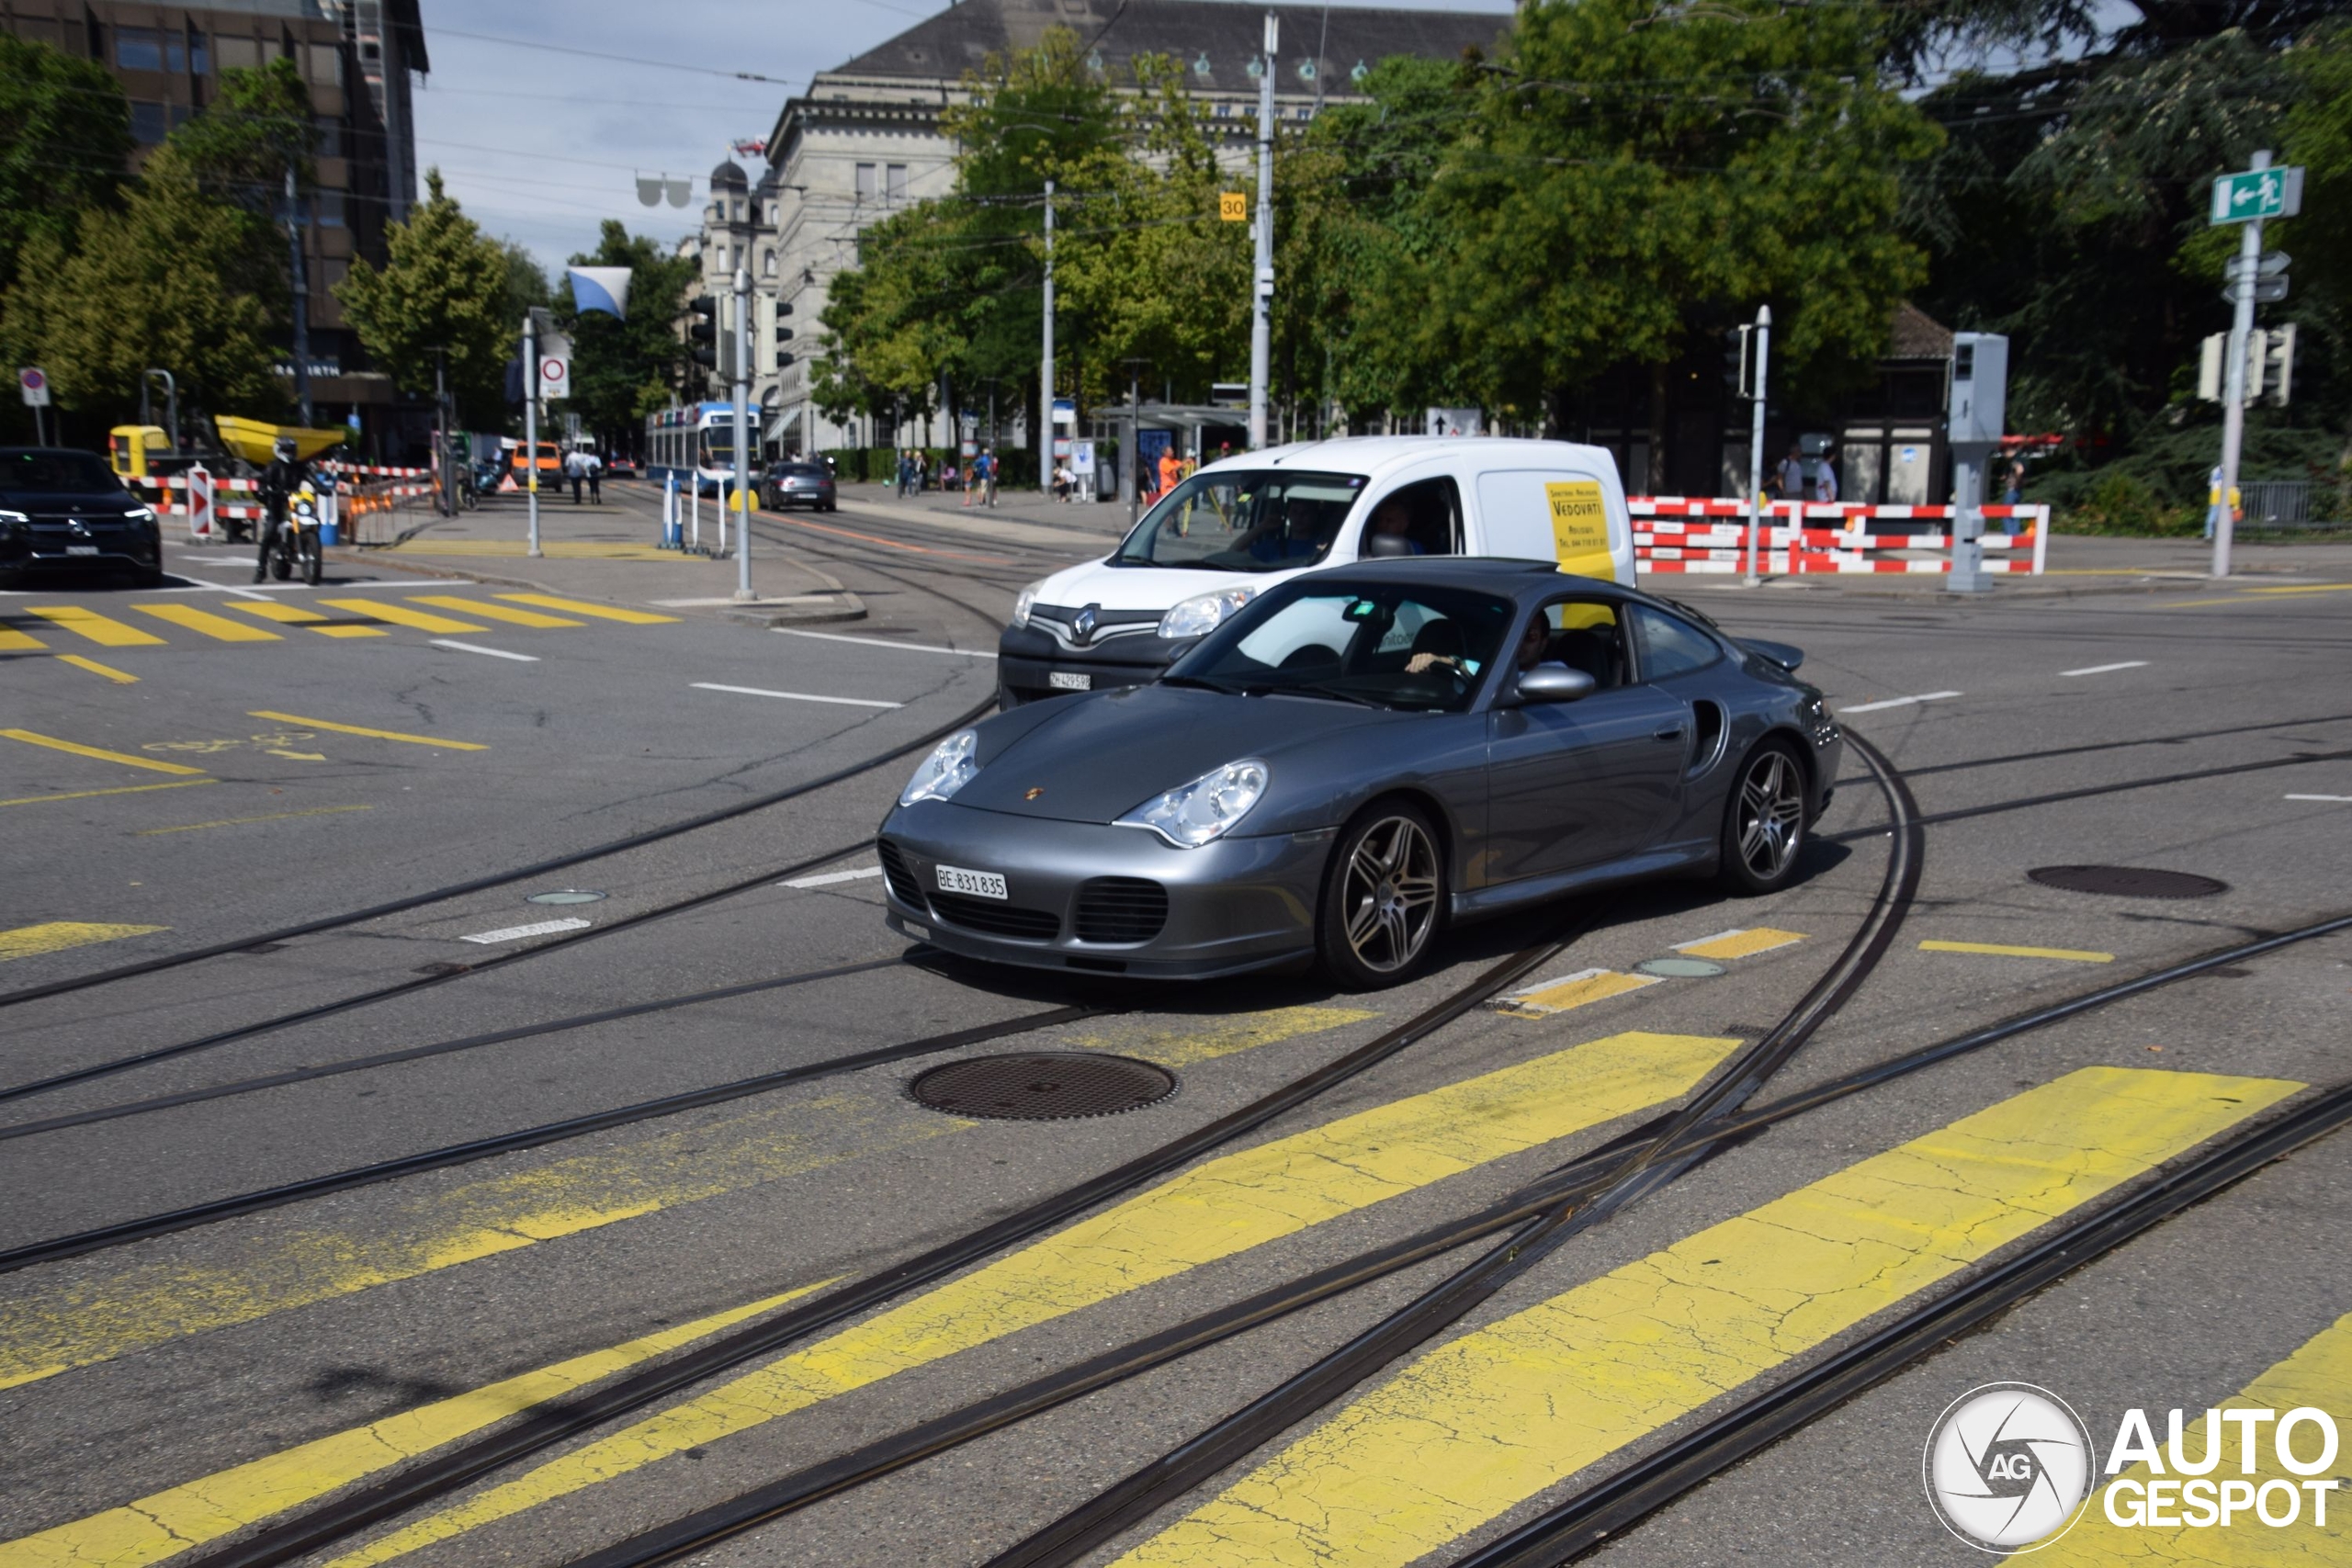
[685,295,718,370]
[1724,325,1754,400]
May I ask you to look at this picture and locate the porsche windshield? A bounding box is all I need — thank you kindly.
[1113,469,1367,573]
[1166,583,1515,713]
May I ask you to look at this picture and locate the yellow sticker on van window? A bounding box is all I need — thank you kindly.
[1545,479,1611,576]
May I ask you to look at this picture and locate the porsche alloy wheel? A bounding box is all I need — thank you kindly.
[1321,804,1443,987]
[1720,739,1806,894]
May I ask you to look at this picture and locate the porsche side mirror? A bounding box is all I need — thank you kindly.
[1511,666,1597,705]
[1363,532,1416,558]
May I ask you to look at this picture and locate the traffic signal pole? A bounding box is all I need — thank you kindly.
[523,310,541,558]
[2212,151,2270,581]
[1247,11,1276,451]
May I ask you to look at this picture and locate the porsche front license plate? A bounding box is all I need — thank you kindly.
[934,864,1008,900]
[1049,671,1091,691]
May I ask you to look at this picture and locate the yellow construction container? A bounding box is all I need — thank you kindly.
[213,415,347,465]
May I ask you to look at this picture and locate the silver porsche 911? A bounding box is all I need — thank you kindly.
[877,558,1842,987]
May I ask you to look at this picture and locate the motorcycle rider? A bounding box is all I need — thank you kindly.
[254,436,312,582]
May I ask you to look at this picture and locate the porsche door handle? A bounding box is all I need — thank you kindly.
[1653,726,1688,742]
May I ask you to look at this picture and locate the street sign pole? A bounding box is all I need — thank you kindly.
[2212,151,2272,581]
[1247,10,1277,451]
[1743,305,1770,589]
[1039,178,1054,498]
[524,311,541,558]
[732,264,754,602]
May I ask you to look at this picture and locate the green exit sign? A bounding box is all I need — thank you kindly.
[2211,165,2304,224]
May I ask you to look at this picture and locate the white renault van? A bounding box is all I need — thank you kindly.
[996,435,1635,706]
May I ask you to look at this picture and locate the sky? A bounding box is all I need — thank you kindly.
[408,0,1513,280]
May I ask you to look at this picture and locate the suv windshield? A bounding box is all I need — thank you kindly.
[1114,469,1366,573]
[0,449,123,497]
[1167,581,1515,713]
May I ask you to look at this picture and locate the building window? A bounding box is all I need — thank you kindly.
[887,164,907,200]
[117,28,163,70]
[854,163,876,199]
[306,43,341,86]
[215,35,261,71]
[762,250,777,276]
[188,31,209,73]
[129,101,169,143]
[315,191,345,227]
[314,118,342,157]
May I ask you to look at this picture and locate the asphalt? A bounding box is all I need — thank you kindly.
[0,485,2346,1568]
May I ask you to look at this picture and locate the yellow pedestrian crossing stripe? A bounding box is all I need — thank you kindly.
[0,1283,837,1568]
[246,711,487,750]
[2041,1310,2352,1563]
[1922,939,2116,964]
[1676,926,1806,959]
[408,595,583,627]
[0,921,168,963]
[56,655,138,683]
[0,625,46,651]
[130,604,281,642]
[24,606,164,647]
[315,1032,1746,1568]
[495,592,677,624]
[1,729,207,775]
[1111,1066,2302,1568]
[317,598,488,634]
[224,602,387,638]
[1498,967,1658,1017]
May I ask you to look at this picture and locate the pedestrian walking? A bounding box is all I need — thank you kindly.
[1773,444,1804,513]
[564,446,586,504]
[585,449,603,504]
[1815,450,1838,504]
[896,449,913,497]
[1156,446,1182,506]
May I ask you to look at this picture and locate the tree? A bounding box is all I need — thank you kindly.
[335,170,513,428]
[166,58,315,217]
[0,34,132,292]
[553,220,698,448]
[1396,0,1939,476]
[3,146,287,431]
[502,243,551,333]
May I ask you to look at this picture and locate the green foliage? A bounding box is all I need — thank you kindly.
[2,147,288,430]
[334,170,513,427]
[165,59,315,211]
[501,243,551,332]
[0,33,131,292]
[553,220,698,447]
[2051,467,2201,535]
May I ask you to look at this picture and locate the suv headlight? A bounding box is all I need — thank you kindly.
[122,505,157,525]
[1,509,27,536]
[1115,759,1269,848]
[899,729,981,807]
[1158,586,1256,641]
[1011,581,1044,629]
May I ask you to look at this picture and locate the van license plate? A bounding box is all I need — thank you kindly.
[935,864,1008,900]
[1049,671,1091,691]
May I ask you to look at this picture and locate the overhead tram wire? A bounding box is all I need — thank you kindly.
[172,922,1597,1568]
[560,910,2352,1568]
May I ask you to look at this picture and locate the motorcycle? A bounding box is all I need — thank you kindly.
[268,480,326,585]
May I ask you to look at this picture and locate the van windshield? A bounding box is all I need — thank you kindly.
[1114,469,1367,573]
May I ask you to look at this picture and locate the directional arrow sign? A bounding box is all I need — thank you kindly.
[2211,165,2304,224]
[2223,276,2290,305]
[2258,250,2290,276]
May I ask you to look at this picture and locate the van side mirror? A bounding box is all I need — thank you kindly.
[1510,666,1597,705]
[1363,531,1415,558]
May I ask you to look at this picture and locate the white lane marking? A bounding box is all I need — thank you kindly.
[690,682,902,709]
[459,917,592,945]
[2285,794,2352,803]
[2059,660,2150,677]
[166,574,274,601]
[1836,690,1962,715]
[772,627,998,660]
[781,865,884,889]
[430,639,540,662]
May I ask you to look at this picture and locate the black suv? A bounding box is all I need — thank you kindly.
[0,448,165,588]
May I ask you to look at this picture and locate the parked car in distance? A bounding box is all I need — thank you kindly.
[997,435,1638,709]
[884,558,1839,987]
[763,459,837,513]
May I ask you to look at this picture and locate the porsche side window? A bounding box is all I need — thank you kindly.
[1539,600,1628,690]
[1631,604,1721,681]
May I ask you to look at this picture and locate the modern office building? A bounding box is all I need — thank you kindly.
[0,0,428,445]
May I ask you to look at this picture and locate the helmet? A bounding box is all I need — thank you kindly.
[274,437,298,461]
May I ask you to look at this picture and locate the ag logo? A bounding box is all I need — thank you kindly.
[1924,1383,2097,1551]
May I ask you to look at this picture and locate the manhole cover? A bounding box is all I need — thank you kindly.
[526,889,606,906]
[909,1052,1175,1121]
[2028,865,2229,899]
[1634,956,1726,978]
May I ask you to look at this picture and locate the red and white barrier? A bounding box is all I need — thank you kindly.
[136,468,429,541]
[1628,498,2050,576]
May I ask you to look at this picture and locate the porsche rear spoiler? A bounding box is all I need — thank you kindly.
[1736,637,1805,672]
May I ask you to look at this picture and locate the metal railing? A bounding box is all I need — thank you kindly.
[2241,479,2345,529]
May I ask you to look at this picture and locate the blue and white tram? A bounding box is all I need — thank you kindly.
[646,402,749,498]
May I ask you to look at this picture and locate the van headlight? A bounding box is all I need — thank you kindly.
[1158,586,1256,640]
[1012,581,1043,629]
[1115,760,1269,848]
[899,729,981,807]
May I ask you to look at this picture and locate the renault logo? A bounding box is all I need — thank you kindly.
[1071,604,1099,643]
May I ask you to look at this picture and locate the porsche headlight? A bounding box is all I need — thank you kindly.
[1011,581,1044,629]
[1158,586,1256,641]
[899,729,981,807]
[1115,759,1269,849]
